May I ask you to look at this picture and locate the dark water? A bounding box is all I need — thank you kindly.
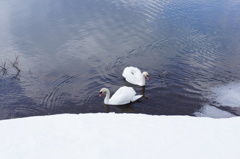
[1,0,240,120]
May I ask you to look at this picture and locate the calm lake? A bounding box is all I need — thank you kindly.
[1,0,240,120]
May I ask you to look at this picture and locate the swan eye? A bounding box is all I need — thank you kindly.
[99,92,103,97]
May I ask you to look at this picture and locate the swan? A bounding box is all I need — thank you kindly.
[122,66,149,86]
[99,86,142,105]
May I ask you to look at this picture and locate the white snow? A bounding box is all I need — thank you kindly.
[0,113,240,159]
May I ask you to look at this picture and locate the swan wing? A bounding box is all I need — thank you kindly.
[128,66,142,77]
[122,67,142,85]
[109,86,137,105]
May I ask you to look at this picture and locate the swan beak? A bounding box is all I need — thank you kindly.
[146,75,150,80]
[99,92,102,97]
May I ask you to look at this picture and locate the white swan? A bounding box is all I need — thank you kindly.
[122,66,149,86]
[99,86,142,105]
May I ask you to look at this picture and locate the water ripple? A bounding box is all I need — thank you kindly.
[1,0,240,119]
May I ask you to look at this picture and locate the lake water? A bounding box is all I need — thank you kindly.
[1,0,240,120]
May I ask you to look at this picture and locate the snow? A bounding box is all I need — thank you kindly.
[0,113,240,159]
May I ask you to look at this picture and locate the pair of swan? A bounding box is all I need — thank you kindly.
[99,66,149,105]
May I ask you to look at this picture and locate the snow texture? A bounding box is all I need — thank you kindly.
[0,113,239,159]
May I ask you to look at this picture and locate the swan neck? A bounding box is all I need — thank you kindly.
[104,89,110,104]
[141,73,146,86]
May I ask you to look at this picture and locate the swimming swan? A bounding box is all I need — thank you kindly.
[122,66,149,86]
[99,86,142,105]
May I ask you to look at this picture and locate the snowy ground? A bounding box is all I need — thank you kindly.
[0,113,239,159]
[1,82,240,159]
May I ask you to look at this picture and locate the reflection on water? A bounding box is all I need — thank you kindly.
[1,0,240,119]
[194,105,236,118]
[104,104,135,113]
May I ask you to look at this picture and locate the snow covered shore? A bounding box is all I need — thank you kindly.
[0,113,239,159]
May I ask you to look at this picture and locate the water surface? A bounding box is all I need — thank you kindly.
[1,0,240,119]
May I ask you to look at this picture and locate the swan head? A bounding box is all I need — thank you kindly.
[142,72,150,80]
[99,88,108,97]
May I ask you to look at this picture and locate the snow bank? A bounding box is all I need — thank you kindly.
[0,113,239,159]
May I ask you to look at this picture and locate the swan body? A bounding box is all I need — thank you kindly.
[99,86,142,105]
[122,66,149,86]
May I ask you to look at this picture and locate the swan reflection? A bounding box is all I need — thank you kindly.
[141,86,148,99]
[104,103,135,113]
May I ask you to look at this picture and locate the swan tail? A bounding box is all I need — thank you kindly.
[130,95,142,102]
